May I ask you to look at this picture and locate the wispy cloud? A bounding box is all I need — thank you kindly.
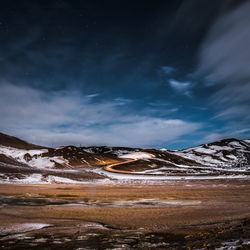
[197,1,250,124]
[113,97,133,105]
[203,128,250,144]
[0,82,201,147]
[168,79,193,96]
[160,66,175,75]
[86,93,100,99]
[148,101,170,107]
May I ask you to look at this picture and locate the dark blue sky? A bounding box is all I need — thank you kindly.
[0,0,249,149]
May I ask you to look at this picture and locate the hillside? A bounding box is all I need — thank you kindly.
[0,132,249,183]
[0,133,44,149]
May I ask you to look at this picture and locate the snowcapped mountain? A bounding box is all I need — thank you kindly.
[0,132,249,183]
[171,138,250,169]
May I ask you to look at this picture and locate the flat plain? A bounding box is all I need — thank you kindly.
[0,180,249,249]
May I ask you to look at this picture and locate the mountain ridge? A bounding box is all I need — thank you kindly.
[0,132,249,183]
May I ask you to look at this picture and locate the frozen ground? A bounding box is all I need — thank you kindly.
[0,223,51,236]
[0,146,70,169]
[119,152,155,159]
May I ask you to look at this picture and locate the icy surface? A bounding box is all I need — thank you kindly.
[112,149,137,156]
[193,147,216,154]
[0,223,51,235]
[93,167,249,181]
[0,173,91,184]
[215,239,250,250]
[119,152,155,159]
[0,146,48,159]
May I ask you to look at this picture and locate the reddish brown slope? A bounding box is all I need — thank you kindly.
[0,132,44,149]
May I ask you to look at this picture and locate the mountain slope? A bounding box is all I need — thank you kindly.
[0,132,249,183]
[0,133,44,149]
[171,138,250,169]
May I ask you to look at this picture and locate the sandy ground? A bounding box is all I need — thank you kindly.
[0,180,250,249]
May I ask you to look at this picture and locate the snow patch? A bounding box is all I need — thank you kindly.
[112,149,137,156]
[0,146,69,169]
[194,147,216,154]
[0,223,51,235]
[0,173,90,184]
[0,146,48,160]
[83,148,95,154]
[209,145,233,151]
[119,152,155,160]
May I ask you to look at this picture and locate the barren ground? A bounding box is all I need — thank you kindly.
[0,180,250,249]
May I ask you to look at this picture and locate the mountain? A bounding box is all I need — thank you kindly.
[0,132,249,183]
[0,132,43,149]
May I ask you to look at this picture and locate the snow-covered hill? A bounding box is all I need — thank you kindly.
[171,138,250,169]
[0,133,249,183]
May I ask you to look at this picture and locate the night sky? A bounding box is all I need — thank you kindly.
[0,0,250,149]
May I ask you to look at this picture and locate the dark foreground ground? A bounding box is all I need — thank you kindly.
[0,180,249,249]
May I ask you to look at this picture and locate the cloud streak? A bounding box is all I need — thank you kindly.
[198,1,250,123]
[0,82,201,147]
[168,79,193,96]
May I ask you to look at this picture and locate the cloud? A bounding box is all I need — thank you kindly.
[103,118,200,148]
[113,97,133,105]
[86,93,100,99]
[148,101,170,107]
[168,79,193,96]
[0,82,201,147]
[160,66,175,75]
[197,1,250,123]
[203,127,250,144]
[203,133,225,143]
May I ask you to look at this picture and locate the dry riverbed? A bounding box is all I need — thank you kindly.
[0,180,250,249]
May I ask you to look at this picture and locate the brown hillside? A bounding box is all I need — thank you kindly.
[0,132,44,149]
